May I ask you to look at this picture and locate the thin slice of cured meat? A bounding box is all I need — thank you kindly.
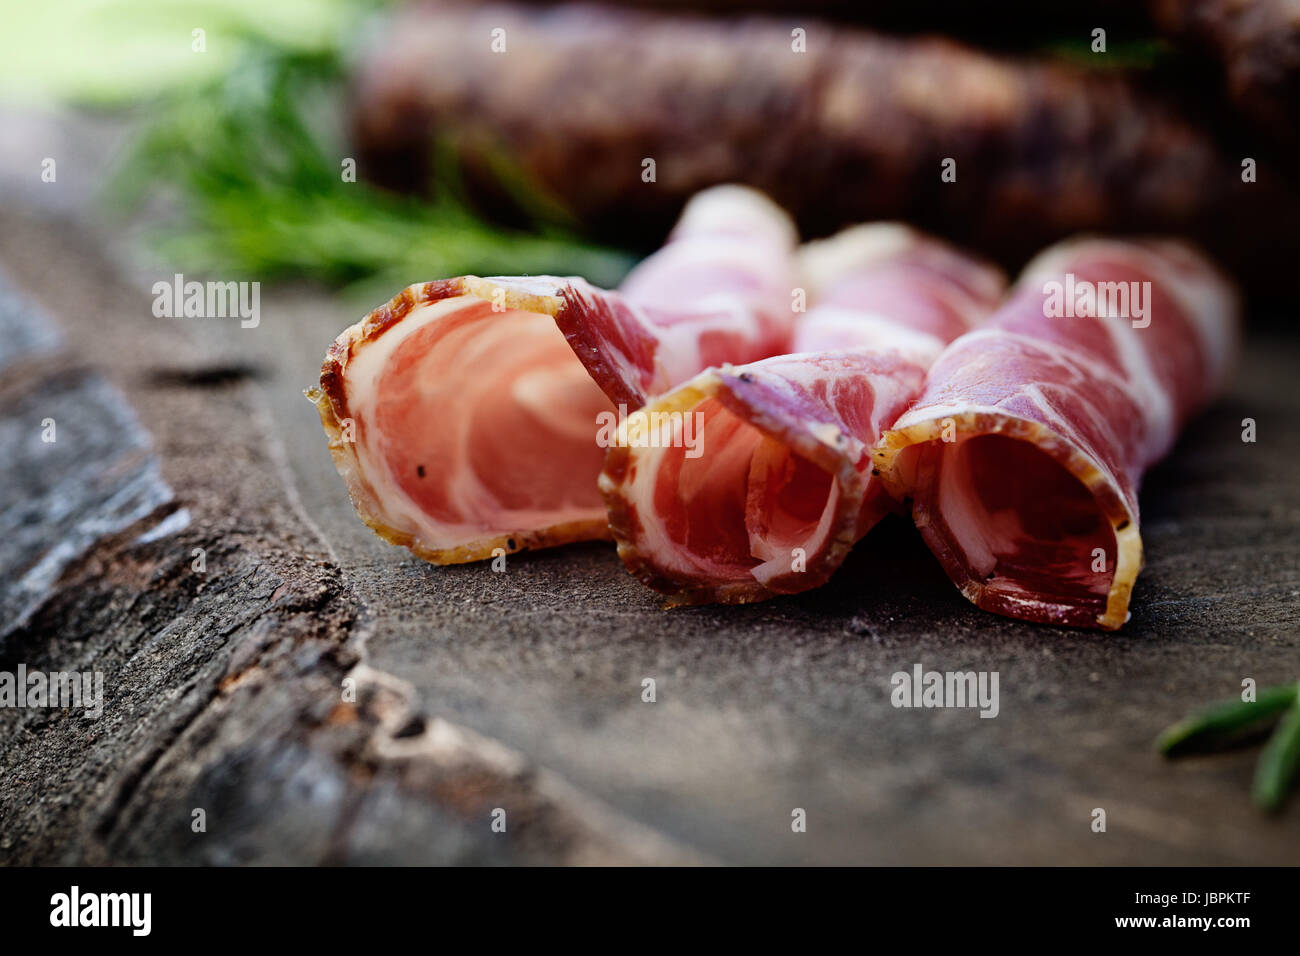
[873,238,1241,630]
[308,185,798,564]
[600,225,1006,605]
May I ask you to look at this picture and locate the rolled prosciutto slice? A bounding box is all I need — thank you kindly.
[600,225,1006,605]
[873,238,1240,630]
[308,186,798,564]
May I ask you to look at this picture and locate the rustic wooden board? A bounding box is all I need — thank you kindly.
[1,197,1297,864]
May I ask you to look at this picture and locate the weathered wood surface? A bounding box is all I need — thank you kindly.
[1,184,1298,864]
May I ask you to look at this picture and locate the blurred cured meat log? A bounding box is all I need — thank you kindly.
[352,1,1300,297]
[479,0,1151,42]
[1149,0,1300,150]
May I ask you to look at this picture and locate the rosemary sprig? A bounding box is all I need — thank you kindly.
[1157,681,1300,811]
[1156,683,1298,754]
[1253,697,1300,811]
[104,35,634,298]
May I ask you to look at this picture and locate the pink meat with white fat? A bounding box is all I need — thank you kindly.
[600,225,1006,604]
[309,186,799,564]
[874,238,1240,629]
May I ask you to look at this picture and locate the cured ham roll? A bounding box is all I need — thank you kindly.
[873,238,1241,630]
[309,185,798,564]
[600,226,1006,605]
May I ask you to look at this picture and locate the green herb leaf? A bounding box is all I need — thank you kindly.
[105,33,634,297]
[1253,692,1300,811]
[1156,683,1299,756]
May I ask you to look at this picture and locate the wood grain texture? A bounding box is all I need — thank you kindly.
[0,200,1297,864]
